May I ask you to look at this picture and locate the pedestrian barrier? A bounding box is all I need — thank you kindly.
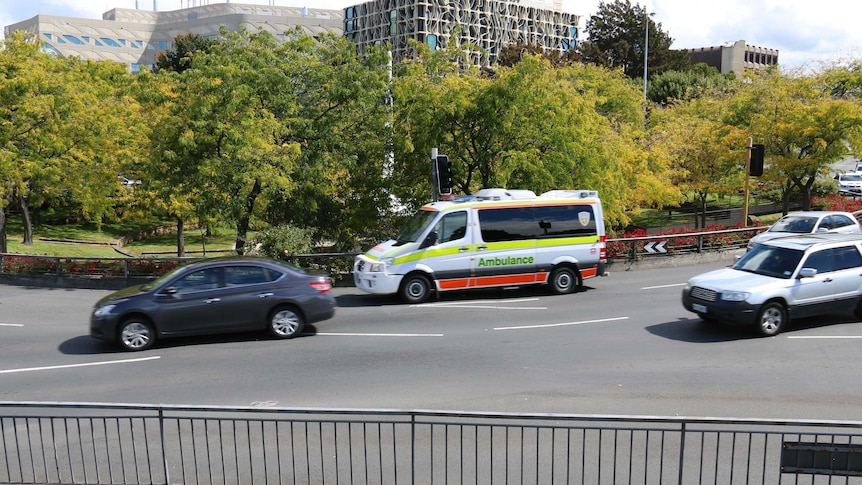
[0,227,765,290]
[2,402,861,484]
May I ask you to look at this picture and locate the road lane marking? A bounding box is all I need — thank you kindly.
[0,323,24,327]
[413,298,546,310]
[641,283,687,290]
[494,316,629,331]
[313,332,444,337]
[787,336,862,339]
[0,356,161,375]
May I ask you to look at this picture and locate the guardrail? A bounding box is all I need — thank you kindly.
[2,402,861,485]
[0,226,767,289]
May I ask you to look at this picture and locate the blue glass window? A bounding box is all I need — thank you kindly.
[62,35,84,45]
[427,34,437,51]
[100,38,120,47]
[389,10,396,36]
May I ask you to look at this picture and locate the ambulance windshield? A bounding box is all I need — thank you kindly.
[396,209,438,244]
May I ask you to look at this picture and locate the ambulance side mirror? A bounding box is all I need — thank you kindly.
[420,231,438,249]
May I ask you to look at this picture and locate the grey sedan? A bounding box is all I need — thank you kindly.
[90,256,336,351]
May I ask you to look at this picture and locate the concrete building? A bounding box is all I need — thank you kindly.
[688,39,779,74]
[4,2,342,72]
[343,0,580,66]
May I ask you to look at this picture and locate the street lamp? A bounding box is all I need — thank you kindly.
[643,11,653,102]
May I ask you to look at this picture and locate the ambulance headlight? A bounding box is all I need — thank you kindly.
[369,257,394,273]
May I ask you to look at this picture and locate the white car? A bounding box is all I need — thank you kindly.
[748,211,861,249]
[838,173,862,195]
[683,234,862,336]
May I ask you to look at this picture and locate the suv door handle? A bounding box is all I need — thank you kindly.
[823,278,833,283]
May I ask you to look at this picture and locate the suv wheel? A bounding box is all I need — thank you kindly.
[756,302,787,337]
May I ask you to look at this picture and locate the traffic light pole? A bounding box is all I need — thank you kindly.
[431,148,439,202]
[743,137,752,227]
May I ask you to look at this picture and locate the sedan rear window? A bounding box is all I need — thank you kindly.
[732,245,804,278]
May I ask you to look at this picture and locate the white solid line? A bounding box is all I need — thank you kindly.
[313,332,444,337]
[787,336,862,339]
[494,316,629,331]
[641,283,687,290]
[0,356,161,375]
[0,323,24,327]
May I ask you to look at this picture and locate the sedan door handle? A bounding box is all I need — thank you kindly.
[823,278,833,283]
[205,298,221,304]
[257,293,274,298]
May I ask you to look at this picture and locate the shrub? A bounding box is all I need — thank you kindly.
[247,224,313,259]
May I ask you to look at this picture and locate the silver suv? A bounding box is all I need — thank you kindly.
[682,234,862,336]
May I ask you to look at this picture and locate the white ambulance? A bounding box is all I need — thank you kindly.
[353,188,607,303]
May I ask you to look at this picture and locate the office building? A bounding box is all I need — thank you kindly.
[343,0,580,66]
[4,2,342,72]
[688,39,779,74]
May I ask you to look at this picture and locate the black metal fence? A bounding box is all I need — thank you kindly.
[2,402,861,484]
[0,227,766,290]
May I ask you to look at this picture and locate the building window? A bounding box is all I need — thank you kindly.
[389,10,397,36]
[427,33,437,51]
[100,38,121,47]
[62,35,84,45]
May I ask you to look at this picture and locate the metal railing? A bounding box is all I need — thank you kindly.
[2,402,862,484]
[0,227,766,289]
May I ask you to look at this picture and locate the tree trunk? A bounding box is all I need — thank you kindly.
[176,216,185,257]
[18,194,33,245]
[234,178,262,256]
[0,208,6,253]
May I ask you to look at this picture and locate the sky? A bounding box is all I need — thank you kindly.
[2,0,860,70]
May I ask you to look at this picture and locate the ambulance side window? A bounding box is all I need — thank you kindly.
[436,211,468,243]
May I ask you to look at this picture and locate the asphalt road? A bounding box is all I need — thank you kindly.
[3,259,862,422]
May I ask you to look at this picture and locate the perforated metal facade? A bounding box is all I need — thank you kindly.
[343,0,580,66]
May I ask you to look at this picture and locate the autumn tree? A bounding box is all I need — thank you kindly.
[650,97,748,227]
[0,32,142,249]
[725,67,862,213]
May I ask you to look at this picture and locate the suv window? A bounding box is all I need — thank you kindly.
[801,245,862,274]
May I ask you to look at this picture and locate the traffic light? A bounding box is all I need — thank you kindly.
[749,144,765,176]
[436,155,453,194]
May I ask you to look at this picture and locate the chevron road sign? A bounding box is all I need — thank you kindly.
[644,241,668,254]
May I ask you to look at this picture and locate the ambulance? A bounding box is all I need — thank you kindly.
[353,188,607,303]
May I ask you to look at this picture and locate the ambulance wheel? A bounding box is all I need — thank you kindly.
[400,274,432,303]
[549,266,580,295]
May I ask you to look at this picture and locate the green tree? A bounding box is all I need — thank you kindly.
[392,44,678,228]
[646,63,734,104]
[580,0,689,80]
[154,33,215,73]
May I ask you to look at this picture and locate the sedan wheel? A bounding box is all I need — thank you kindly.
[119,319,155,351]
[269,307,305,339]
[756,302,787,337]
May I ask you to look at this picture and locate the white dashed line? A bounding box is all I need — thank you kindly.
[641,283,687,290]
[494,316,629,331]
[313,332,444,337]
[0,356,161,375]
[787,336,862,339]
[0,323,24,327]
[412,298,546,310]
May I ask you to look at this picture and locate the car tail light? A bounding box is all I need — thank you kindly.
[309,281,332,293]
[599,235,607,261]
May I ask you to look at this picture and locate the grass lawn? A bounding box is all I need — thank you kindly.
[3,218,237,257]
